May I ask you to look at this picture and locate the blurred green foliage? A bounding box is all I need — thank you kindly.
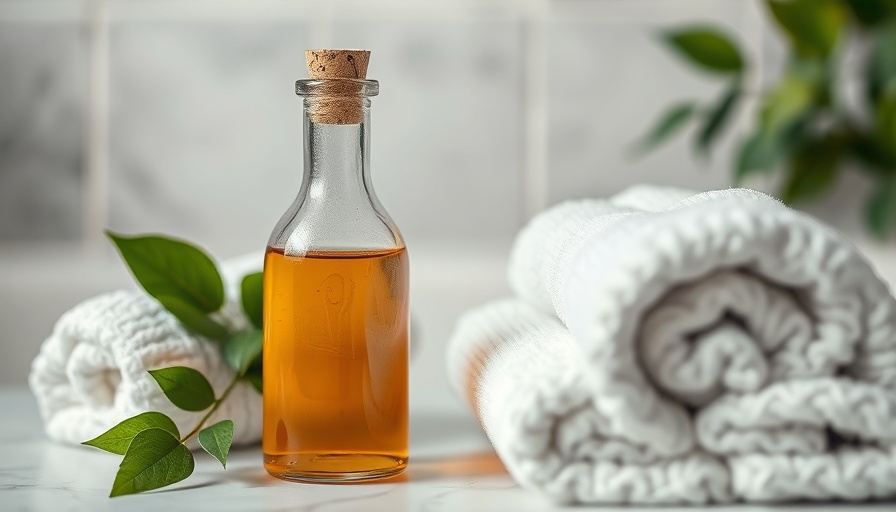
[635,0,896,238]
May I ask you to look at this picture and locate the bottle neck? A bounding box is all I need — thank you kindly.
[300,100,373,209]
[268,79,401,254]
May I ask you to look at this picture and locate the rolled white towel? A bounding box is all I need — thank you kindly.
[29,255,264,448]
[448,185,896,504]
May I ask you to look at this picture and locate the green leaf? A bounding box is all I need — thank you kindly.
[663,28,744,74]
[244,371,263,394]
[735,129,786,183]
[156,294,229,341]
[222,329,263,375]
[696,83,742,154]
[106,232,224,314]
[83,412,180,455]
[780,139,842,204]
[849,136,896,173]
[766,0,846,58]
[198,420,234,469]
[866,21,896,104]
[875,95,896,160]
[867,23,896,101]
[632,103,698,155]
[866,179,896,239]
[110,428,194,497]
[760,73,816,133]
[149,366,216,412]
[845,0,896,26]
[240,272,264,330]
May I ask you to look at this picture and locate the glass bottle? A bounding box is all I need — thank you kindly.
[262,50,409,482]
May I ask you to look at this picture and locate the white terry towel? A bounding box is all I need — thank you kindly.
[29,257,264,449]
[447,186,896,504]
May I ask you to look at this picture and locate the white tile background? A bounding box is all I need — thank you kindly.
[0,0,891,387]
[0,18,85,240]
[1,0,772,256]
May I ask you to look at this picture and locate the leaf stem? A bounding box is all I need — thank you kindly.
[180,374,242,444]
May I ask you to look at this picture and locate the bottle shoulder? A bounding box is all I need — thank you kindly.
[268,195,404,255]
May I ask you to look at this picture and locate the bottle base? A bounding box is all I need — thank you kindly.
[264,452,407,483]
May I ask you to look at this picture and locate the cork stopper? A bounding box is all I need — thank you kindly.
[303,49,371,124]
[305,49,370,80]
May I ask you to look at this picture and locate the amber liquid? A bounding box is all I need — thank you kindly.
[262,246,409,482]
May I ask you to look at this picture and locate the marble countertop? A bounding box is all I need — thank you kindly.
[3,388,895,512]
[0,387,509,512]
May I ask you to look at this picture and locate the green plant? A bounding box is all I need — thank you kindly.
[634,0,896,238]
[82,232,263,497]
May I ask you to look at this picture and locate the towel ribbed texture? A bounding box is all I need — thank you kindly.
[447,185,896,504]
[29,257,263,449]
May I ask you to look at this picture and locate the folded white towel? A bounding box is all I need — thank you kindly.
[448,186,896,504]
[29,261,263,448]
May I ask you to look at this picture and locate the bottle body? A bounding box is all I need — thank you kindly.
[263,79,409,481]
[262,248,409,480]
